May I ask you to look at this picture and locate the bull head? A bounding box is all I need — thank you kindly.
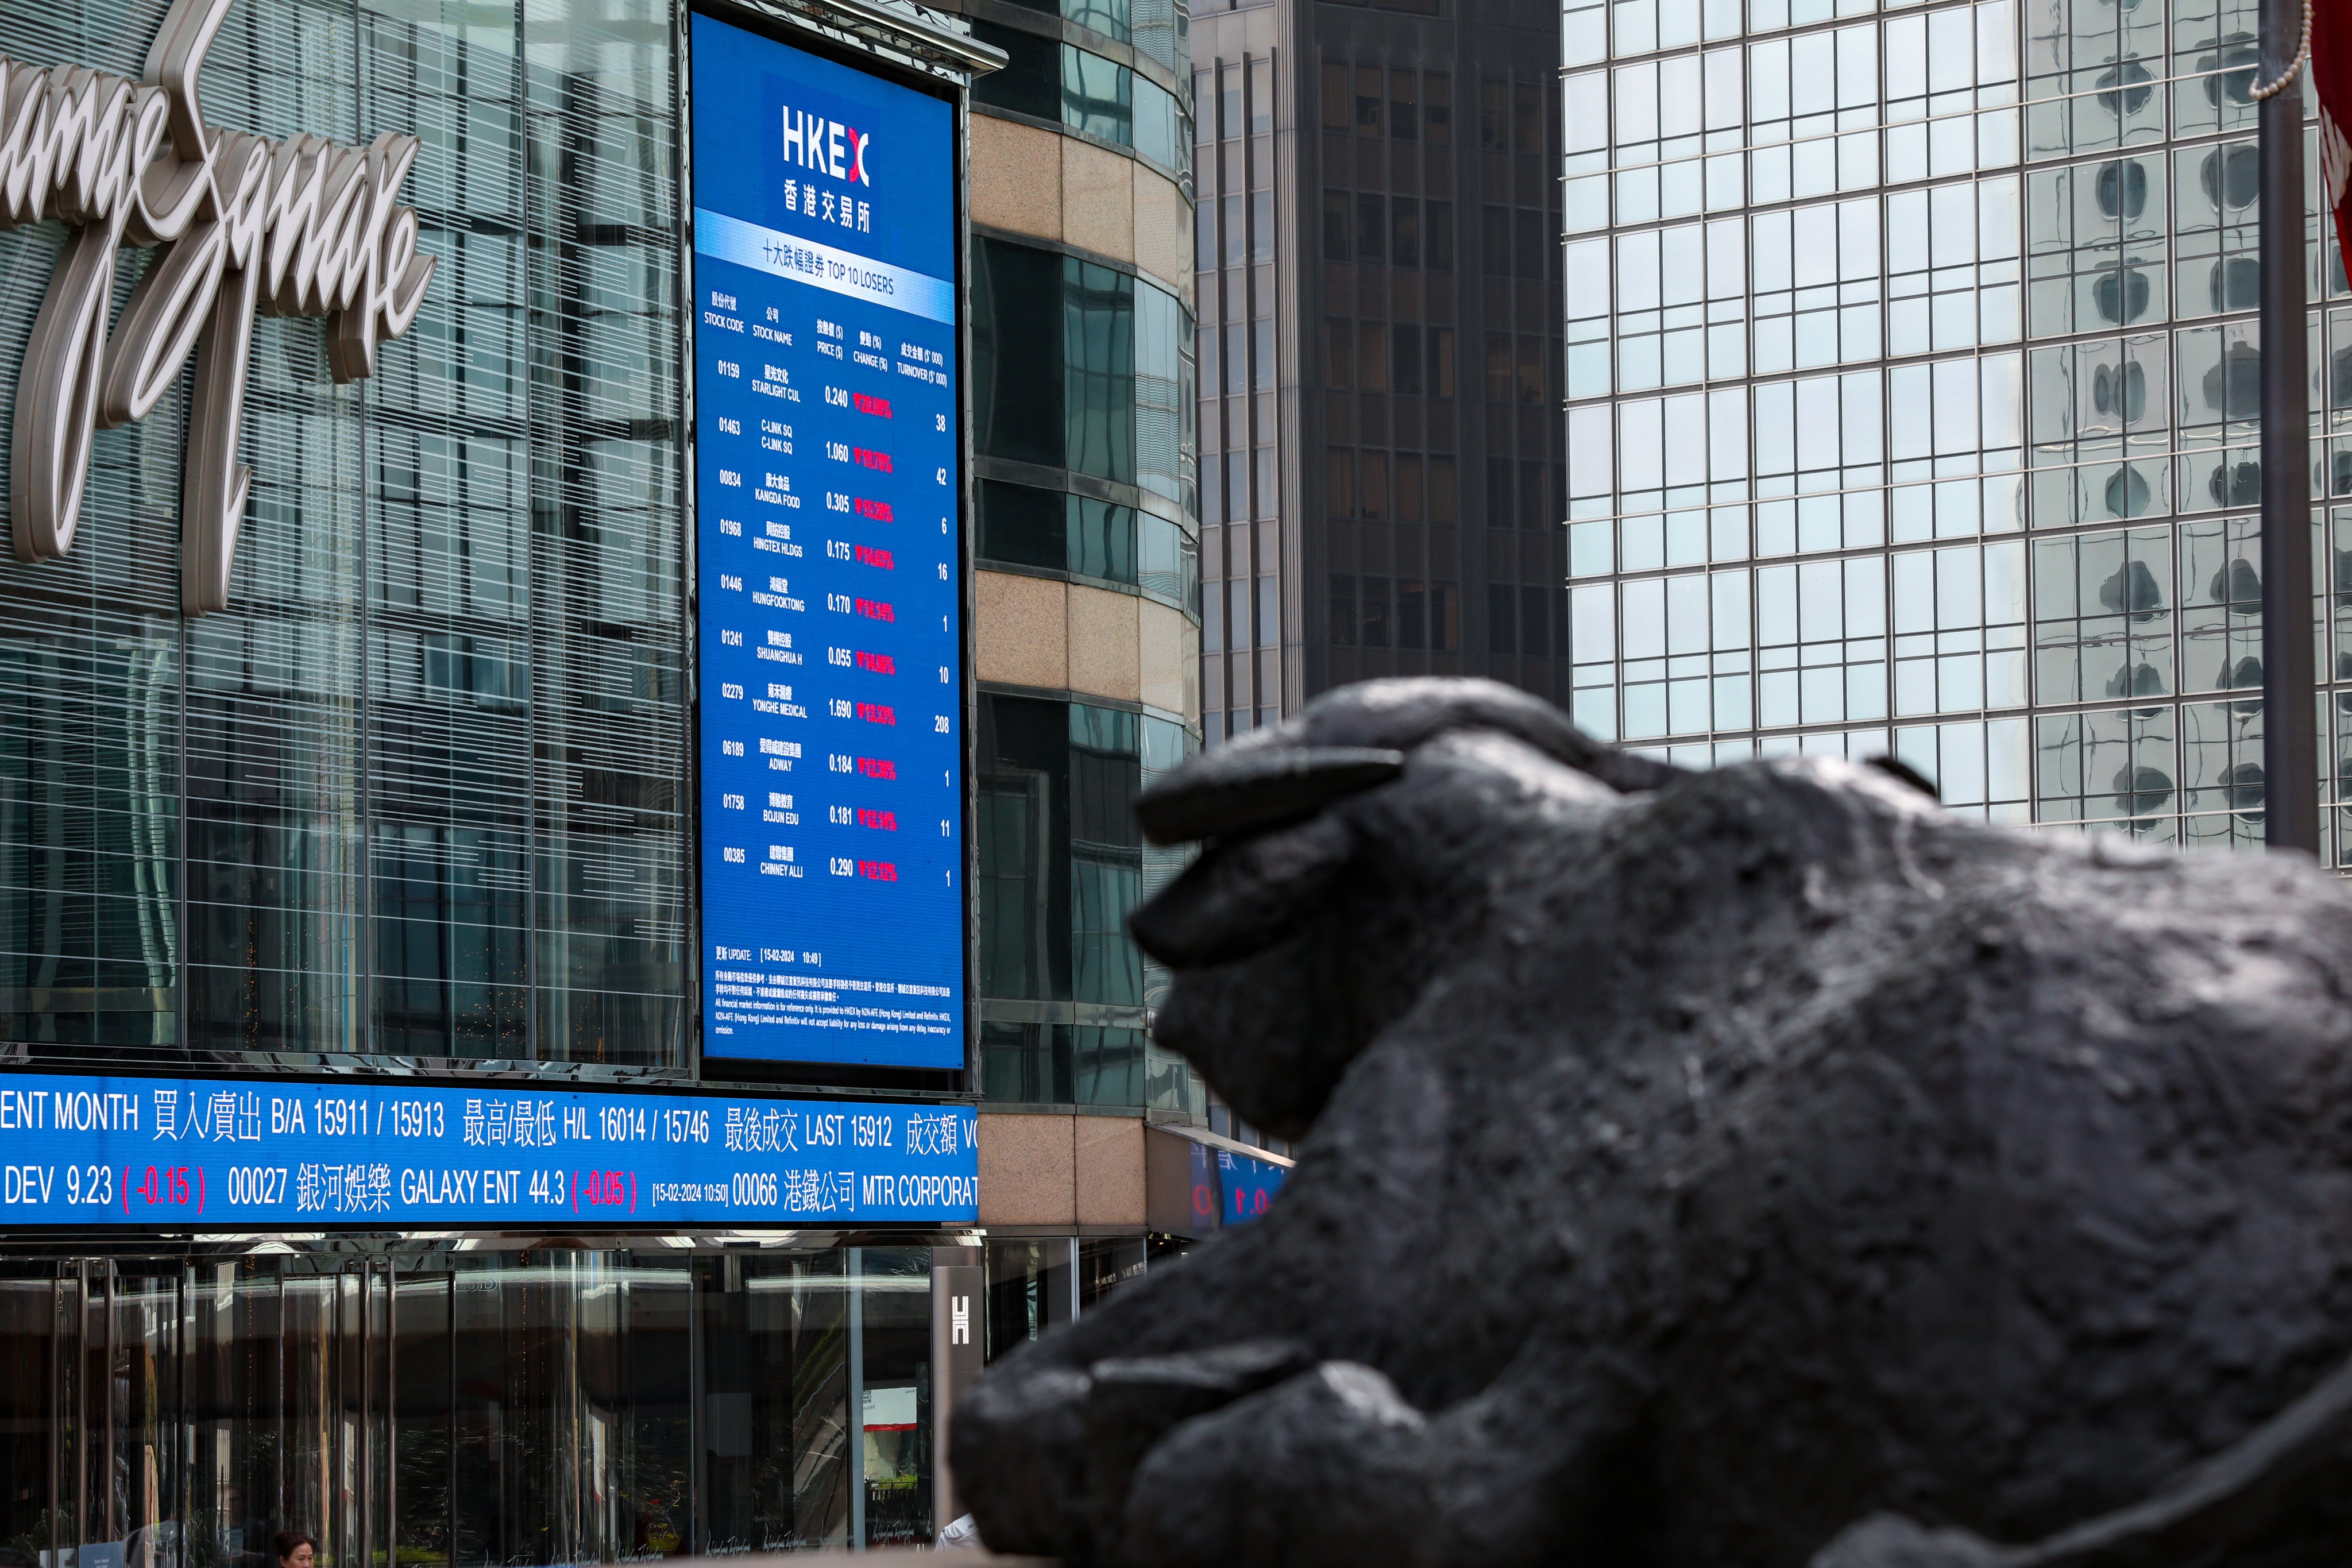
[1126,679,1677,1138]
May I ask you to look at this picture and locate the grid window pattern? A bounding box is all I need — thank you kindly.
[1563,5,2020,235]
[1204,4,1570,748]
[1567,0,2352,852]
[970,17,1192,183]
[975,694,1202,1109]
[970,0,1203,1107]
[973,238,1199,561]
[0,0,686,1060]
[1199,52,1281,739]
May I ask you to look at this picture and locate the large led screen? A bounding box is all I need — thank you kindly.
[0,1073,978,1228]
[690,13,964,1067]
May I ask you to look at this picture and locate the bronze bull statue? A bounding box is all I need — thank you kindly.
[952,678,2352,1568]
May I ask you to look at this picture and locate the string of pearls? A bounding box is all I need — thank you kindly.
[2250,0,2314,102]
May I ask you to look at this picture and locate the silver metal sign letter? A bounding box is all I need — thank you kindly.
[0,0,435,615]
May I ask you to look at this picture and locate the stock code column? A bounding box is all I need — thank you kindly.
[690,13,965,1068]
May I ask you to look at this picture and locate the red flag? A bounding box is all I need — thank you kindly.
[2317,0,2352,284]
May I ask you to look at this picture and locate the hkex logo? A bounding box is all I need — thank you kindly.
[781,106,871,185]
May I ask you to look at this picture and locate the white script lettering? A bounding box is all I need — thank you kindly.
[0,0,435,613]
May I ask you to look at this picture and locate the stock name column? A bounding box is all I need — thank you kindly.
[690,14,965,1068]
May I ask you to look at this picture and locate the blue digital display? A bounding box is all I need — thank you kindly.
[1187,1139,1290,1230]
[0,1073,978,1229]
[690,14,965,1067]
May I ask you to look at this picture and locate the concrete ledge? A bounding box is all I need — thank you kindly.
[977,1109,1079,1226]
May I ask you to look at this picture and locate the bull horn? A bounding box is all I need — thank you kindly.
[1134,746,1405,845]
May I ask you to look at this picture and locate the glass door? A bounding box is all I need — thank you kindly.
[445,1253,692,1568]
[692,1246,934,1554]
[183,1259,390,1568]
[0,1247,934,1563]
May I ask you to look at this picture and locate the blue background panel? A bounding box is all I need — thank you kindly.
[691,13,966,1067]
[0,1074,978,1229]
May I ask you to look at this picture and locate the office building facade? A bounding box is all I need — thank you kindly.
[1192,0,1567,739]
[0,0,1232,1558]
[948,0,1302,1169]
[952,0,1207,1114]
[1559,0,2347,851]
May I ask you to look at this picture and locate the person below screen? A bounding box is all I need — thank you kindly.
[273,1531,315,1568]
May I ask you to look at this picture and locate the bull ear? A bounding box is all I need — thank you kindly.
[1134,746,1404,846]
[1128,813,1354,968]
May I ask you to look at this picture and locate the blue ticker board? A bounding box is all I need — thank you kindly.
[0,1073,977,1229]
[689,13,966,1067]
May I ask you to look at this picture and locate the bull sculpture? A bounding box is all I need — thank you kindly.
[952,678,2352,1568]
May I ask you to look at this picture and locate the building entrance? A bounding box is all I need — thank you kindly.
[0,1246,941,1568]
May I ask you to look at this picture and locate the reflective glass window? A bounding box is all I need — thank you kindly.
[1064,0,1129,44]
[974,240,1066,467]
[1065,258,1138,482]
[1063,45,1133,145]
[0,0,687,1063]
[970,22,1060,119]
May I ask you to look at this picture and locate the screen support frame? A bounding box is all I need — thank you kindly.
[674,0,997,1098]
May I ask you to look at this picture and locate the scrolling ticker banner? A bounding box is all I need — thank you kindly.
[0,1073,976,1229]
[689,12,968,1068]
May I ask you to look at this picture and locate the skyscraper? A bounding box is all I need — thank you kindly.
[1559,0,2346,851]
[1195,0,1568,740]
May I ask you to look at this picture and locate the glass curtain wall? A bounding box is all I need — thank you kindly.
[973,696,1201,1111]
[1200,51,1289,736]
[968,0,1194,168]
[0,0,687,1062]
[1200,0,1570,744]
[1562,0,2352,852]
[0,1248,932,1567]
[963,0,1205,1113]
[967,238,1202,648]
